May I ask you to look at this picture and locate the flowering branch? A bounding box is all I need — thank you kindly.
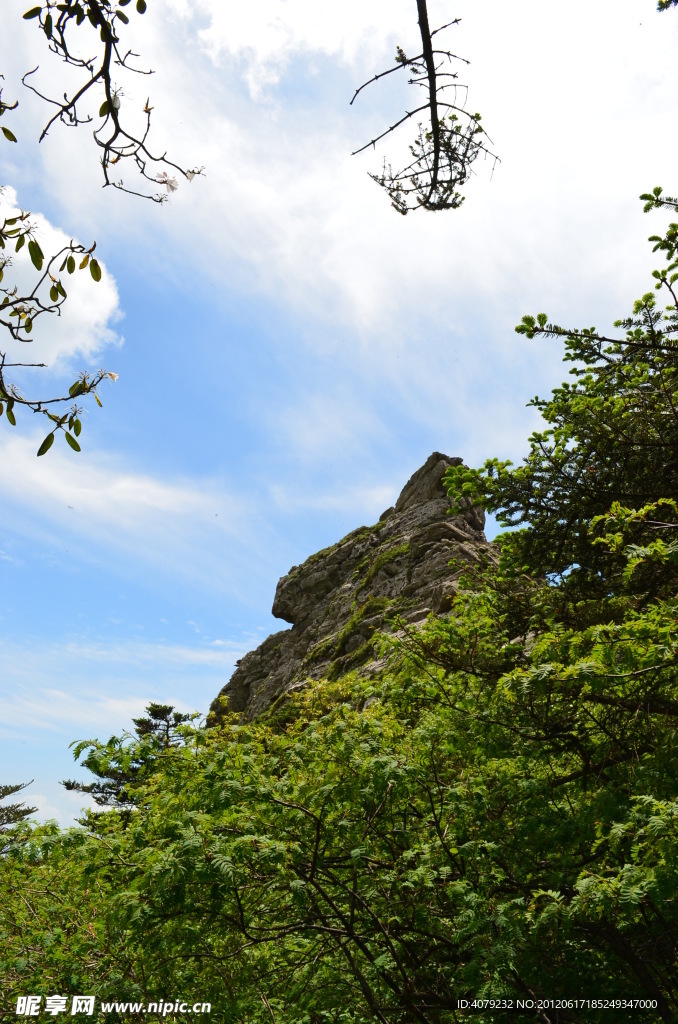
[21,0,203,202]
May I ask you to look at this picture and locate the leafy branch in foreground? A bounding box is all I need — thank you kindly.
[0,189,117,454]
[21,0,203,202]
[352,1,497,214]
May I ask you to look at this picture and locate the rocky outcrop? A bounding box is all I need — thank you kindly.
[210,453,494,721]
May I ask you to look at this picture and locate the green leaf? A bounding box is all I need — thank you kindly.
[28,239,44,271]
[79,254,90,270]
[67,255,76,274]
[6,404,16,427]
[99,101,109,118]
[73,418,82,437]
[89,259,102,282]
[95,393,103,408]
[50,284,59,303]
[0,402,3,417]
[37,432,55,456]
[15,234,25,253]
[44,12,52,37]
[57,280,67,299]
[65,431,81,452]
[24,317,33,334]
[23,6,42,18]
[1,126,17,143]
[116,9,129,22]
[136,0,147,11]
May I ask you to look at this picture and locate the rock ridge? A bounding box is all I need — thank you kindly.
[210,453,494,721]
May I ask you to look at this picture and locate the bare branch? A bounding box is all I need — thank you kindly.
[352,1,498,214]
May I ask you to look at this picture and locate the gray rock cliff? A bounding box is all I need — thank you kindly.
[210,453,493,721]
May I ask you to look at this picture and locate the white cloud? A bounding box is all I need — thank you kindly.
[163,0,417,97]
[0,430,272,599]
[2,0,675,522]
[0,634,250,737]
[27,789,96,827]
[270,480,396,519]
[7,0,676,380]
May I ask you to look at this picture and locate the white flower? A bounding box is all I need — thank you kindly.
[156,171,178,193]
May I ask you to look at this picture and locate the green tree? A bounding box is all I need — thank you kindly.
[0,780,36,833]
[62,702,193,817]
[443,188,678,612]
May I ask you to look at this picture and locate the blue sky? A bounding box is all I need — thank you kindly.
[1,0,678,823]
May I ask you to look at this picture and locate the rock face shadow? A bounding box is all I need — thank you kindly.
[209,453,494,722]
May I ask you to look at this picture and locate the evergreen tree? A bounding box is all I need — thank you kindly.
[0,781,36,832]
[62,703,192,813]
